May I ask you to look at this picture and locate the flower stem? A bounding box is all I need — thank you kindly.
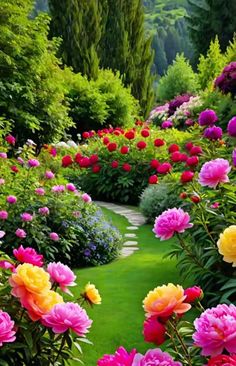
[54,332,67,364]
[168,319,192,365]
[176,233,206,270]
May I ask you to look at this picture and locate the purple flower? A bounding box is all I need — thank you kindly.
[233,149,236,167]
[84,249,91,257]
[6,195,17,204]
[198,109,218,126]
[45,171,55,179]
[35,188,45,196]
[51,185,65,194]
[0,211,8,220]
[168,94,191,116]
[21,213,33,222]
[0,153,7,159]
[66,183,76,192]
[204,125,222,140]
[38,207,49,216]
[214,62,236,95]
[161,120,173,129]
[49,232,59,241]
[82,193,92,203]
[227,116,236,137]
[28,159,40,168]
[15,228,27,238]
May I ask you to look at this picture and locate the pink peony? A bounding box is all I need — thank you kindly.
[0,261,15,272]
[5,135,16,145]
[66,183,76,192]
[153,208,193,240]
[193,304,236,356]
[0,153,7,159]
[132,349,182,366]
[28,159,40,168]
[6,195,17,204]
[82,193,92,203]
[211,202,220,209]
[41,302,92,336]
[47,262,76,293]
[35,188,45,196]
[38,207,49,216]
[184,286,203,303]
[143,317,166,345]
[15,228,26,239]
[97,347,137,366]
[13,245,43,267]
[21,213,33,222]
[198,159,231,188]
[45,171,55,179]
[49,232,59,241]
[198,109,218,126]
[0,211,8,220]
[51,185,65,194]
[0,310,16,346]
[0,179,5,185]
[0,231,5,239]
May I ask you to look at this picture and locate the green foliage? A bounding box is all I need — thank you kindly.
[157,54,199,101]
[225,34,236,63]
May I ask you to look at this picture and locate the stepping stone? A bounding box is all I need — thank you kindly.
[127,226,138,230]
[123,241,138,246]
[125,233,137,238]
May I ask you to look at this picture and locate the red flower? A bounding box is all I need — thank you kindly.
[157,163,172,174]
[154,139,165,147]
[122,163,132,172]
[89,154,99,164]
[150,159,160,169]
[74,153,82,164]
[79,157,91,168]
[185,142,193,152]
[184,286,203,303]
[125,130,135,140]
[62,155,73,167]
[114,130,121,136]
[168,144,179,153]
[111,160,119,169]
[141,129,150,138]
[190,146,203,156]
[103,137,110,145]
[120,146,129,154]
[186,156,199,167]
[143,317,166,346]
[149,175,158,184]
[208,355,236,366]
[92,164,101,173]
[82,131,90,139]
[191,195,201,203]
[137,141,147,150]
[135,120,143,126]
[11,165,19,173]
[5,135,16,145]
[179,192,188,199]
[107,142,117,152]
[181,171,194,183]
[171,151,182,162]
[180,153,188,162]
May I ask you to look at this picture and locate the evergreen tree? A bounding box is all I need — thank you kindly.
[152,35,168,76]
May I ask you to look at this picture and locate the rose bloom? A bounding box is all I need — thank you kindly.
[51,185,65,194]
[217,226,236,266]
[38,207,49,216]
[132,348,182,366]
[143,283,191,318]
[0,310,16,346]
[198,109,218,126]
[13,245,44,267]
[6,195,17,204]
[41,302,92,336]
[28,159,40,168]
[15,228,27,238]
[49,232,59,241]
[207,355,236,366]
[0,152,7,159]
[47,262,76,293]
[184,286,202,303]
[97,347,136,366]
[143,316,166,345]
[62,155,73,167]
[82,193,92,203]
[193,304,236,356]
[45,171,55,179]
[83,283,101,305]
[5,135,16,145]
[153,208,193,240]
[199,158,231,188]
[66,183,76,192]
[0,211,8,220]
[35,188,45,196]
[21,212,33,222]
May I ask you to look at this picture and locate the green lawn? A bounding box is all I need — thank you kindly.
[71,208,193,365]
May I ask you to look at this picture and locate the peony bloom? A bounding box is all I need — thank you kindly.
[0,153,7,159]
[198,159,231,188]
[198,109,218,126]
[207,355,236,366]
[204,125,222,140]
[41,302,92,336]
[153,208,193,240]
[21,213,33,222]
[11,165,19,173]
[120,146,129,154]
[38,207,49,216]
[232,149,236,167]
[143,317,166,345]
[45,171,55,179]
[35,188,45,196]
[6,195,17,204]
[191,195,201,204]
[51,185,65,194]
[184,286,203,303]
[28,159,40,168]
[125,130,135,140]
[107,142,117,152]
[157,163,172,175]
[5,135,16,145]
[154,139,165,147]
[92,164,101,173]
[193,304,236,356]
[62,155,73,167]
[190,146,203,156]
[97,347,136,366]
[0,179,5,185]
[168,144,179,153]
[0,310,16,346]
[181,171,194,183]
[0,260,15,272]
[0,231,5,239]
[89,154,99,164]
[111,160,119,168]
[149,175,158,184]
[15,228,27,238]
[122,163,132,172]
[211,202,220,209]
[66,183,76,192]
[13,245,44,267]
[141,129,150,138]
[83,283,101,305]
[162,120,173,129]
[49,232,59,241]
[150,159,159,169]
[217,226,236,266]
[132,348,182,366]
[186,156,199,167]
[137,141,147,150]
[82,193,92,203]
[82,131,90,139]
[143,283,191,318]
[227,116,236,137]
[0,211,8,220]
[47,262,76,293]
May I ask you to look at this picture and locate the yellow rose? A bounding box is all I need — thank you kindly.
[217,225,236,266]
[84,283,101,305]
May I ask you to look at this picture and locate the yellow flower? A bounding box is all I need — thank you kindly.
[83,283,101,305]
[26,290,64,321]
[217,225,236,266]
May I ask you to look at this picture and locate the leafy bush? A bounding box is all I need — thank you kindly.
[157,54,199,101]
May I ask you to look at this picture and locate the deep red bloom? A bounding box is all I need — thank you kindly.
[135,120,143,126]
[190,146,203,156]
[103,137,110,145]
[89,154,99,164]
[122,163,132,172]
[150,159,160,169]
[181,171,194,183]
[179,192,188,199]
[141,129,150,138]
[74,153,82,164]
[149,175,158,184]
[186,156,199,167]
[125,130,135,140]
[171,151,182,162]
[107,142,117,152]
[191,195,201,203]
[184,286,203,303]
[154,139,165,147]
[207,355,236,366]
[185,142,194,152]
[82,131,90,139]
[79,157,91,168]
[120,146,129,154]
[5,135,16,145]
[180,153,188,162]
[114,130,121,136]
[11,166,19,173]
[143,317,166,346]
[157,163,172,174]
[92,164,101,173]
[168,144,180,153]
[62,155,73,167]
[137,141,147,150]
[111,160,119,169]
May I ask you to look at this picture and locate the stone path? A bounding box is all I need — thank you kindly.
[95,201,146,257]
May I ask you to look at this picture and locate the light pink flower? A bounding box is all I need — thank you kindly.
[35,188,45,196]
[66,183,76,192]
[73,211,81,218]
[153,208,193,240]
[132,349,182,366]
[0,310,16,346]
[13,245,43,267]
[15,228,26,239]
[211,202,220,209]
[0,153,7,159]
[45,171,55,179]
[0,261,15,272]
[193,304,236,356]
[82,193,92,203]
[47,262,76,293]
[0,211,8,220]
[0,231,5,239]
[51,185,65,194]
[49,232,59,241]
[6,195,17,204]
[38,207,49,216]
[21,213,33,222]
[0,179,5,185]
[28,159,40,168]
[97,347,136,366]
[17,157,24,165]
[199,159,231,188]
[41,302,92,336]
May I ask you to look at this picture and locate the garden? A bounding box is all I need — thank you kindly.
[0,0,236,365]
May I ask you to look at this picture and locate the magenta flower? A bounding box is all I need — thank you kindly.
[35,188,45,196]
[38,207,49,216]
[47,262,76,293]
[0,179,5,185]
[203,125,222,140]
[198,109,218,126]
[161,120,173,129]
[199,159,231,188]
[0,261,15,272]
[66,183,76,192]
[51,185,65,194]
[21,213,33,222]
[233,149,236,167]
[6,195,17,204]
[41,302,92,336]
[97,347,137,366]
[0,310,16,346]
[132,349,182,366]
[5,135,16,145]
[45,171,55,179]
[193,304,236,356]
[15,228,26,239]
[49,232,59,241]
[0,231,5,239]
[0,153,7,159]
[13,245,43,267]
[0,211,8,220]
[82,193,92,203]
[227,116,236,137]
[153,208,193,240]
[28,159,40,168]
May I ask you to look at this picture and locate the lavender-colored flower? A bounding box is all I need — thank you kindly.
[51,185,65,194]
[6,195,17,204]
[35,188,45,196]
[28,159,40,168]
[0,153,7,159]
[45,171,55,179]
[21,213,33,222]
[168,94,191,116]
[15,228,27,238]
[0,211,8,220]
[204,125,222,140]
[227,116,236,137]
[66,183,76,192]
[84,249,91,257]
[38,207,49,216]
[49,232,59,241]
[215,62,236,95]
[161,120,173,129]
[82,193,92,203]
[198,109,218,126]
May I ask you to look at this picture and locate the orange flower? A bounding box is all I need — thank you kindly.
[143,283,191,318]
[83,283,101,305]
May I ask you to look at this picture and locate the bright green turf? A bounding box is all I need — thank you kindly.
[71,208,193,365]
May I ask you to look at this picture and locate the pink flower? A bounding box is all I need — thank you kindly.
[13,245,43,267]
[199,159,231,188]
[153,208,193,240]
[28,159,40,168]
[45,171,55,179]
[0,231,5,239]
[50,148,57,157]
[0,211,8,220]
[0,261,15,272]
[41,302,92,336]
[143,317,166,345]
[38,207,49,216]
[193,304,236,356]
[97,347,137,366]
[21,213,33,222]
[47,262,76,293]
[184,286,203,303]
[6,195,17,204]
[162,120,173,129]
[73,211,81,218]
[15,229,27,239]
[82,193,92,203]
[0,310,16,346]
[51,185,65,194]
[132,349,182,366]
[5,135,16,145]
[17,157,24,165]
[0,179,5,185]
[35,188,45,196]
[211,202,220,209]
[49,232,59,241]
[66,183,76,192]
[0,153,7,159]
